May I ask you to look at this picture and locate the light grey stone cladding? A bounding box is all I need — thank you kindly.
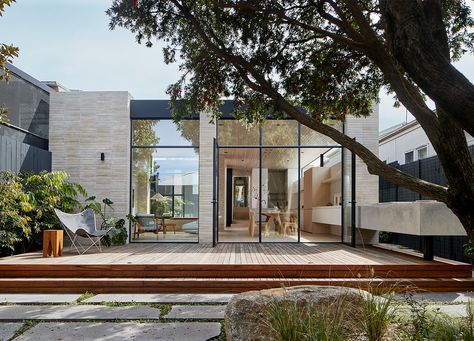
[345,104,379,205]
[198,115,216,243]
[49,91,131,221]
[345,103,380,243]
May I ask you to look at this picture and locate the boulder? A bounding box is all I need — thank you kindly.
[224,285,366,341]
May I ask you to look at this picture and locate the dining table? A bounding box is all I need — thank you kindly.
[261,210,282,234]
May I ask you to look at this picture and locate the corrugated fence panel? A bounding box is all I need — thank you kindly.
[0,135,51,174]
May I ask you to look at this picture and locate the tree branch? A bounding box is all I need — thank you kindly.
[171,0,449,202]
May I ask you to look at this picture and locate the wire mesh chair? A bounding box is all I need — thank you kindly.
[54,208,112,255]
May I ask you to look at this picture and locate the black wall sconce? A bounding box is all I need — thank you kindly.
[100,153,105,161]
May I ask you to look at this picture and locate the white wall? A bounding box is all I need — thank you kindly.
[380,121,474,165]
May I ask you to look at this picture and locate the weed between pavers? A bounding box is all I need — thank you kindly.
[11,320,39,339]
[76,291,95,303]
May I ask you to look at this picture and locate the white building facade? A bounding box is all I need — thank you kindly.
[380,120,474,165]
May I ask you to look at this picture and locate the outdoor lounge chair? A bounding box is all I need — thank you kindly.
[54,208,112,255]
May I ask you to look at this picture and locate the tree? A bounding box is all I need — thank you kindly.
[107,0,474,242]
[0,0,19,124]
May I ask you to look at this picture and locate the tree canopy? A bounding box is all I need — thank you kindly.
[108,0,474,242]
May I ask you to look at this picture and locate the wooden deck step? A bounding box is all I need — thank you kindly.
[0,263,471,279]
[0,277,473,293]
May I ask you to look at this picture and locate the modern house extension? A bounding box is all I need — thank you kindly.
[49,93,379,245]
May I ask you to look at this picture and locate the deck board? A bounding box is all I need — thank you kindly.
[1,242,472,293]
[0,242,466,266]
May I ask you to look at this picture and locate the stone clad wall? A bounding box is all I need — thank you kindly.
[345,103,379,205]
[49,91,131,220]
[198,115,216,243]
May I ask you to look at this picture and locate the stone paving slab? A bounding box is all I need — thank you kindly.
[85,293,233,304]
[0,294,81,304]
[15,322,221,341]
[0,322,22,341]
[394,292,474,304]
[164,305,226,320]
[0,305,160,321]
[432,304,468,317]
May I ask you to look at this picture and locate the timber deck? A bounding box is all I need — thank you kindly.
[0,243,472,293]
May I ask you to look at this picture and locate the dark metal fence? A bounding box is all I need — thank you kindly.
[379,145,474,263]
[0,134,51,174]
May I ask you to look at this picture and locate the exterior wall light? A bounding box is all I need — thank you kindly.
[100,153,105,161]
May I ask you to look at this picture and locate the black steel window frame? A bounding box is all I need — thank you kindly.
[129,118,200,244]
[215,119,344,244]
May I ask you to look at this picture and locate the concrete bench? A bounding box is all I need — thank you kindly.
[358,200,466,260]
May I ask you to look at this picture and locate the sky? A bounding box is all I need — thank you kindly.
[1,0,473,132]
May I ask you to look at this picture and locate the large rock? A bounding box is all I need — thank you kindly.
[224,285,366,341]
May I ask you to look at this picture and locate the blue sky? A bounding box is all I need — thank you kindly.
[1,0,473,131]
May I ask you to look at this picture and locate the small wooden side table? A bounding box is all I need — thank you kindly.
[43,230,64,257]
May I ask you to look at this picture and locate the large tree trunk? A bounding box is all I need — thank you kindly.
[382,0,474,137]
[431,108,474,242]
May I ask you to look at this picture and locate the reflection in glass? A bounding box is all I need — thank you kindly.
[217,120,260,145]
[262,120,298,146]
[300,122,341,146]
[131,148,198,242]
[132,120,199,146]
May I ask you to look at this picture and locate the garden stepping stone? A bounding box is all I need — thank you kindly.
[394,292,474,304]
[0,305,160,321]
[14,322,222,341]
[85,293,233,304]
[0,294,81,304]
[0,322,22,341]
[163,305,226,320]
[430,304,468,317]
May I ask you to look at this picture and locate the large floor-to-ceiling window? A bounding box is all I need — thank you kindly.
[217,119,342,243]
[130,119,199,242]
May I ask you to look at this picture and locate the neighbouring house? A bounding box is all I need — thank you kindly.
[0,64,52,173]
[380,119,474,165]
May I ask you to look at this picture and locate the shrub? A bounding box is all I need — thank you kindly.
[359,289,395,341]
[19,171,86,252]
[263,297,351,341]
[84,197,130,246]
[0,171,86,255]
[0,172,32,255]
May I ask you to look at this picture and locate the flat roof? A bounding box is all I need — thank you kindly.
[130,99,235,119]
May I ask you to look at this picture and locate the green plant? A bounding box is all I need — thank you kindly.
[359,289,395,341]
[111,218,128,245]
[20,171,86,251]
[84,197,131,246]
[428,312,461,341]
[77,291,95,303]
[263,297,349,341]
[0,170,86,255]
[0,172,32,255]
[461,299,474,341]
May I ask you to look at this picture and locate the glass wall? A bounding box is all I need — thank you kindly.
[131,119,199,242]
[217,119,342,243]
[0,72,49,140]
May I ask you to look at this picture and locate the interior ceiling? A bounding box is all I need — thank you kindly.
[219,147,336,170]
